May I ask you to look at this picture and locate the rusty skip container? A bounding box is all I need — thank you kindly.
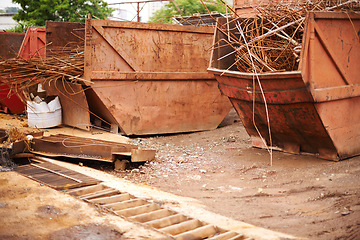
[208,12,360,160]
[81,19,232,135]
[18,27,46,59]
[0,27,46,114]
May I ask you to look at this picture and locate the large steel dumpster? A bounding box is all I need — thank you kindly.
[45,20,232,135]
[208,12,360,160]
[83,19,232,135]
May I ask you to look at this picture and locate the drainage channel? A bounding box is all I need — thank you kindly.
[15,159,248,240]
[65,183,248,240]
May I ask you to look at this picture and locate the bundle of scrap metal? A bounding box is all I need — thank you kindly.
[0,46,85,101]
[219,0,359,73]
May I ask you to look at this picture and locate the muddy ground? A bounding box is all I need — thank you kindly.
[1,110,360,239]
[109,110,360,240]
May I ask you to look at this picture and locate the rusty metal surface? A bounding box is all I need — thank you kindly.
[18,27,46,59]
[84,19,232,135]
[300,12,360,159]
[45,21,84,57]
[1,27,46,114]
[0,32,26,113]
[44,79,91,131]
[29,134,138,162]
[172,12,227,26]
[43,21,91,130]
[0,32,25,60]
[15,161,101,190]
[209,12,360,160]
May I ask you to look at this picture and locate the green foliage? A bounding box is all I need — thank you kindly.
[12,0,113,26]
[149,0,227,24]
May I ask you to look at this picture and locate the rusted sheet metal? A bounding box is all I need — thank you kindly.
[83,19,232,135]
[45,21,85,57]
[23,134,154,163]
[0,32,26,113]
[233,0,301,18]
[18,27,46,59]
[44,79,91,131]
[0,27,45,114]
[0,32,24,59]
[208,12,360,160]
[43,21,92,130]
[29,134,138,162]
[15,161,101,190]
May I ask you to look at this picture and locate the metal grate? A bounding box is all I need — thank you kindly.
[14,162,101,190]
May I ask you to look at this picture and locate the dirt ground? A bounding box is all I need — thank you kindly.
[0,172,170,240]
[109,110,360,240]
[1,110,360,239]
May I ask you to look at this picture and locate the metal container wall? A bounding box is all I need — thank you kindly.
[44,21,91,131]
[0,32,24,59]
[233,0,299,17]
[208,12,360,160]
[18,27,46,59]
[0,27,46,114]
[0,32,25,113]
[83,19,232,135]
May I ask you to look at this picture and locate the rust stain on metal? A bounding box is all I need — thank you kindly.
[18,134,153,163]
[83,19,232,135]
[15,161,101,190]
[18,27,46,59]
[209,12,360,161]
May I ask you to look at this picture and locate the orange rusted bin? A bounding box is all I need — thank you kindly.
[82,19,232,135]
[18,27,46,59]
[208,12,360,161]
[44,20,232,135]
